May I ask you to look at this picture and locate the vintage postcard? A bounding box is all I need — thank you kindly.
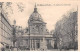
[0,0,79,51]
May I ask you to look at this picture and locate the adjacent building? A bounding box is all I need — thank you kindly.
[0,4,13,50]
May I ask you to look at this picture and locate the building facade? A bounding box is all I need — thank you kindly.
[28,5,49,35]
[27,4,50,50]
[16,4,53,51]
[0,4,12,50]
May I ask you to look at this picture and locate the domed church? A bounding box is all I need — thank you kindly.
[28,4,49,35]
[16,4,53,51]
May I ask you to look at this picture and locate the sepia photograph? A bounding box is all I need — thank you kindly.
[0,0,79,51]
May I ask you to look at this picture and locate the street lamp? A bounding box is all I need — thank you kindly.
[12,20,17,48]
[28,24,30,50]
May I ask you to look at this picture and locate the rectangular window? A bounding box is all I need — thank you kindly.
[0,14,1,21]
[1,22,2,28]
[3,30,4,36]
[0,28,1,35]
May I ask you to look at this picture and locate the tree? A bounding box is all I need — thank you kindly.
[53,10,78,50]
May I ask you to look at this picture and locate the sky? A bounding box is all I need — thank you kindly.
[1,0,77,31]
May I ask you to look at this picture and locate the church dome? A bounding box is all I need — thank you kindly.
[29,4,43,21]
[30,12,43,21]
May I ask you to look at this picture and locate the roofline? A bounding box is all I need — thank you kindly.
[1,12,12,28]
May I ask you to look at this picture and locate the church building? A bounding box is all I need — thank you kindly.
[16,4,53,51]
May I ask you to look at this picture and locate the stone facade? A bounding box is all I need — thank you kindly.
[27,4,49,50]
[0,4,12,50]
[15,4,53,51]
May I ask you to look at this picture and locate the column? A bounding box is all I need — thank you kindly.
[40,39,41,49]
[31,39,32,50]
[31,39,33,50]
[30,39,31,50]
[28,39,29,49]
[26,39,28,48]
[35,40,36,50]
[40,39,43,50]
[33,39,34,50]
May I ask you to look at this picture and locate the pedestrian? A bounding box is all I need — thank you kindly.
[1,48,5,51]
